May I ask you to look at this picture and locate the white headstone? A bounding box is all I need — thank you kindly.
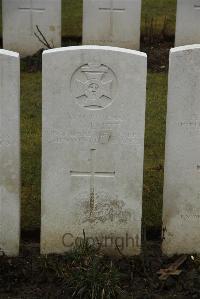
[163,45,200,255]
[41,46,146,256]
[175,0,200,46]
[0,50,20,256]
[82,0,141,50]
[2,0,61,57]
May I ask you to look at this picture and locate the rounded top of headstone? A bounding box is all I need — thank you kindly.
[0,49,19,58]
[171,44,200,54]
[43,45,147,58]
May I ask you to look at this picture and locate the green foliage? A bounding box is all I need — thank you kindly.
[67,258,122,299]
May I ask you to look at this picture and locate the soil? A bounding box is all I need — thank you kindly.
[1,236,200,299]
[141,40,173,72]
[21,36,174,73]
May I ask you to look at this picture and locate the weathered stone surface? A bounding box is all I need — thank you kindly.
[175,0,200,46]
[0,50,20,256]
[82,0,141,50]
[41,46,146,256]
[2,0,61,57]
[163,45,200,255]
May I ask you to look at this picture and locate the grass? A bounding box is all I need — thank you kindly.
[62,0,83,38]
[141,0,177,37]
[61,237,124,298]
[21,70,167,231]
[21,72,41,231]
[143,73,168,227]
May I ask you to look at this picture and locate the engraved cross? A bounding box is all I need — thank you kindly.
[18,0,45,33]
[70,149,115,215]
[99,0,125,37]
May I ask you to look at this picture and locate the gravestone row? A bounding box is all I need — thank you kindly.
[3,0,200,57]
[1,44,200,256]
[2,0,142,57]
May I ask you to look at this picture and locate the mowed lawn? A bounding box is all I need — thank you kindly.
[2,0,175,231]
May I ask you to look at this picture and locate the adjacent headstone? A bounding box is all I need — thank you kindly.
[41,46,146,256]
[0,50,20,256]
[2,0,61,57]
[82,0,141,50]
[175,0,200,46]
[163,45,200,255]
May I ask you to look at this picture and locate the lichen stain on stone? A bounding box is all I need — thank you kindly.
[76,191,132,224]
[49,26,55,32]
[0,158,18,194]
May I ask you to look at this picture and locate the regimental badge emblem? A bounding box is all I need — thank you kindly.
[71,63,117,110]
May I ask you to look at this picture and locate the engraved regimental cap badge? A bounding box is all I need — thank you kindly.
[71,63,117,110]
